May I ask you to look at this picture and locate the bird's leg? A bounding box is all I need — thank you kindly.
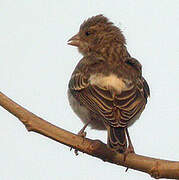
[126,128,135,154]
[123,128,135,162]
[72,120,91,156]
[77,120,91,138]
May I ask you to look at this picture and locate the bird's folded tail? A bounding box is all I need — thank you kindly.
[107,126,127,153]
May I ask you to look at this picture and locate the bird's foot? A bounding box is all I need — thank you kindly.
[70,129,87,156]
[77,129,87,138]
[124,144,135,161]
[124,145,135,172]
[70,121,90,156]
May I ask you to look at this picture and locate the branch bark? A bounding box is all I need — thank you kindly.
[0,91,178,179]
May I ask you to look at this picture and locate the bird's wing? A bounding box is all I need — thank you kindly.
[124,57,150,98]
[113,78,148,127]
[69,70,148,128]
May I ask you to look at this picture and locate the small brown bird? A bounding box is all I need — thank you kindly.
[68,15,150,155]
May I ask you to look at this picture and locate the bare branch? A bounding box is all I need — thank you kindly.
[0,91,179,179]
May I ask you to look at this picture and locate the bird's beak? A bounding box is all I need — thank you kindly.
[68,33,80,47]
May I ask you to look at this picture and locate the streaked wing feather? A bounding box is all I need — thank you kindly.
[69,73,147,128]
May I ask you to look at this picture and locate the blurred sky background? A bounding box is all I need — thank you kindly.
[0,0,179,179]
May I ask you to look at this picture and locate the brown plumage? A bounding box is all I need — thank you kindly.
[68,15,150,154]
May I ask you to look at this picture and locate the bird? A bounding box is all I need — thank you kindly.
[67,14,150,155]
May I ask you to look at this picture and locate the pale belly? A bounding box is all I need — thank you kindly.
[68,89,106,130]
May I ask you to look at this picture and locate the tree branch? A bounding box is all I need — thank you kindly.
[0,91,178,179]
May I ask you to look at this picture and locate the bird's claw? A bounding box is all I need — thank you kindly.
[123,145,135,172]
[70,130,87,156]
[78,131,87,138]
[123,145,135,162]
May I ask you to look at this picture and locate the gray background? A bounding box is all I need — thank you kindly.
[0,0,179,179]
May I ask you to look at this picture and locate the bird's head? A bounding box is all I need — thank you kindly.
[68,15,126,56]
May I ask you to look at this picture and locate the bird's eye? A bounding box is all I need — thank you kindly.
[85,31,91,36]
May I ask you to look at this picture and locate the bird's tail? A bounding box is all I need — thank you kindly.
[107,126,127,153]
